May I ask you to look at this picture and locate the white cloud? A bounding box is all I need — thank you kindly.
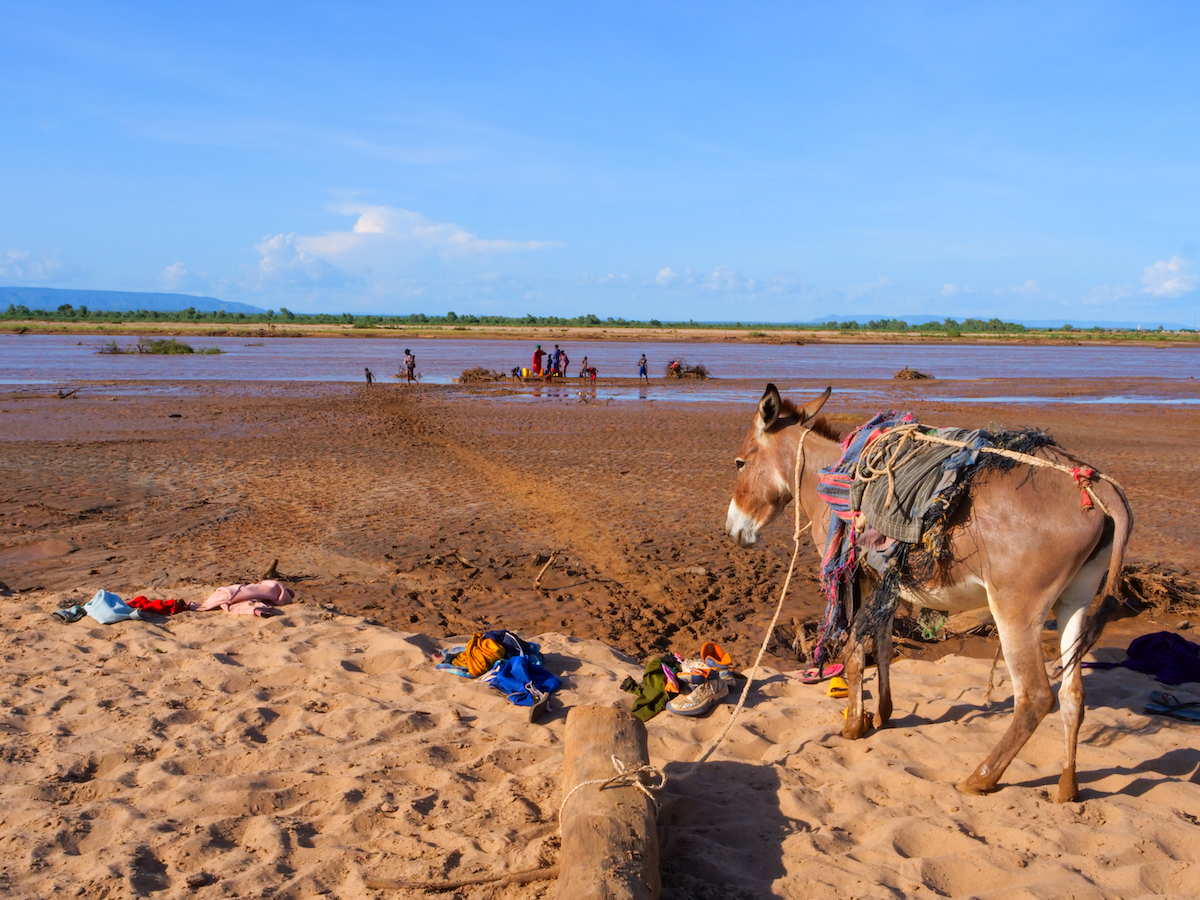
[656,266,677,286]
[1009,279,1040,296]
[844,275,891,301]
[706,265,741,291]
[160,262,188,290]
[253,233,349,286]
[298,205,559,259]
[0,248,71,282]
[941,283,959,296]
[1141,256,1198,298]
[1081,283,1134,306]
[160,262,223,294]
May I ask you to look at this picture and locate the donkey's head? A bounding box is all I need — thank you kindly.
[726,384,831,547]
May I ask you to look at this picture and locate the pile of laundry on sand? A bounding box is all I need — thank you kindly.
[51,579,296,623]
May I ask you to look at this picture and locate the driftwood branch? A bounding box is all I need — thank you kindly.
[366,866,558,892]
[534,551,559,591]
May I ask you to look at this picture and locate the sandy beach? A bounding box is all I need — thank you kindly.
[2,379,1198,898]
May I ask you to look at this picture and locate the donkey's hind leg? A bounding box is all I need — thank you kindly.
[959,608,1055,795]
[1053,554,1108,802]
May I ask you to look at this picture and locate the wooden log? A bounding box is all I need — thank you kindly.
[557,706,661,900]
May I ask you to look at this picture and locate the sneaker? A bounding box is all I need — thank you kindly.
[680,641,733,685]
[667,672,730,717]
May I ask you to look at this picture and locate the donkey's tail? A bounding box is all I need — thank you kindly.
[1066,477,1134,670]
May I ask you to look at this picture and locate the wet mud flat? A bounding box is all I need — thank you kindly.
[2,379,1196,666]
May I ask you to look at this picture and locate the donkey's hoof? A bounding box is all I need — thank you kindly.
[1055,776,1079,804]
[840,711,874,740]
[957,776,994,796]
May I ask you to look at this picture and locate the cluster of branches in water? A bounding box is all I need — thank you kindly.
[98,337,222,355]
[0,303,1178,335]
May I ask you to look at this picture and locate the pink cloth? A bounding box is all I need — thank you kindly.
[192,580,295,617]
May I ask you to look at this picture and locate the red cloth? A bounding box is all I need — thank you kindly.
[1071,466,1096,509]
[129,596,187,615]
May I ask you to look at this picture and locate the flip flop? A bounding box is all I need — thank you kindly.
[827,676,849,699]
[1146,691,1200,723]
[528,685,551,724]
[794,663,845,685]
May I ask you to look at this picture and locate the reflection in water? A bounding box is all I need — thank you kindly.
[638,386,648,401]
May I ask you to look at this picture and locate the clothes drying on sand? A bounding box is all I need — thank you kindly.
[191,580,295,617]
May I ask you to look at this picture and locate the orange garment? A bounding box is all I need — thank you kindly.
[452,635,506,677]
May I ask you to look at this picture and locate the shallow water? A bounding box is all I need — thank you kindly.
[2,334,1198,401]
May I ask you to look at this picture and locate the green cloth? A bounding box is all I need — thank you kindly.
[621,655,680,722]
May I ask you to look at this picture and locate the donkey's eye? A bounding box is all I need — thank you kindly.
[735,458,746,471]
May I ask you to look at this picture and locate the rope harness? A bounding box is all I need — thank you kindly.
[856,423,1123,516]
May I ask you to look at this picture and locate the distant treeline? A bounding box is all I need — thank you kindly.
[0,304,1172,334]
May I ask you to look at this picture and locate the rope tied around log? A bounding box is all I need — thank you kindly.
[559,754,667,819]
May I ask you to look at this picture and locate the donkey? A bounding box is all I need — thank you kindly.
[726,385,1133,802]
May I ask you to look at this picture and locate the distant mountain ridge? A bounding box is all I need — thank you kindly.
[1,286,264,314]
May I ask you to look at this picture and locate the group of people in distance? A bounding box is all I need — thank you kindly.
[368,344,651,385]
[529,344,651,383]
[531,343,602,381]
[532,343,571,377]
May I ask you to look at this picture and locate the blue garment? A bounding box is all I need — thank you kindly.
[482,629,543,665]
[483,654,563,707]
[84,589,143,624]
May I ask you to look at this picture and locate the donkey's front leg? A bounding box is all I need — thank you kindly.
[842,637,871,739]
[875,616,894,727]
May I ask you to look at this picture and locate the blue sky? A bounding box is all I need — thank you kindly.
[2,2,1198,323]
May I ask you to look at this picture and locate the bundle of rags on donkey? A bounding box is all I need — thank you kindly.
[726,385,1133,802]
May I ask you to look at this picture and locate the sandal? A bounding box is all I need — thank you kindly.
[793,663,845,685]
[1146,691,1200,722]
[826,676,849,699]
[528,685,551,723]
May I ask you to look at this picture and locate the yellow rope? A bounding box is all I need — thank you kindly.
[676,427,813,780]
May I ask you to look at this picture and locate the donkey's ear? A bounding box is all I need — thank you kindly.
[797,386,832,424]
[757,383,782,432]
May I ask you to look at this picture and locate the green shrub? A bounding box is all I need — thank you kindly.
[137,337,194,354]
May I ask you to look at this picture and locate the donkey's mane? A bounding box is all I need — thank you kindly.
[807,416,843,442]
[778,397,843,442]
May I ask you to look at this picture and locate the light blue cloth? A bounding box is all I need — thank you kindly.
[84,590,142,624]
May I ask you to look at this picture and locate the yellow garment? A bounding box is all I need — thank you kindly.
[452,635,505,677]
